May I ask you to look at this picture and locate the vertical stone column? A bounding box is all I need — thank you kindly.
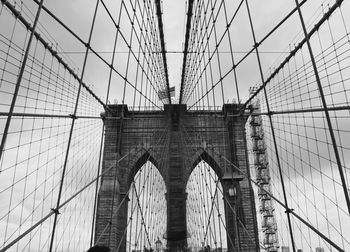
[94,182,129,252]
[165,104,188,252]
[95,105,129,252]
[166,192,187,252]
[223,104,260,252]
[115,192,129,252]
[94,179,120,251]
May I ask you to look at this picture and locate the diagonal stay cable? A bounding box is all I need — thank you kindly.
[154,0,171,104]
[102,0,165,103]
[201,178,220,246]
[180,127,239,251]
[244,0,344,109]
[184,0,317,109]
[132,182,152,248]
[179,117,344,251]
[179,0,194,104]
[0,145,142,252]
[95,154,154,247]
[293,0,350,215]
[204,142,345,252]
[0,0,44,162]
[1,0,108,111]
[95,121,169,244]
[180,123,266,250]
[29,0,161,109]
[185,0,307,107]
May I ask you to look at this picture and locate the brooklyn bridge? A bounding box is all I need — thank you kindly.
[0,0,350,251]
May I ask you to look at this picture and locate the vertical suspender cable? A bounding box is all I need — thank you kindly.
[48,1,100,251]
[154,0,171,104]
[293,0,350,215]
[179,0,195,104]
[0,0,45,161]
[244,1,296,251]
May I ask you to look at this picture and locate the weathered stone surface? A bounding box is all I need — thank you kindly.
[94,104,259,252]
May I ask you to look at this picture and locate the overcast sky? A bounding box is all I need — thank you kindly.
[1,0,350,251]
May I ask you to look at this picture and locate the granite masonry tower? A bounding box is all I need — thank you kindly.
[94,104,259,252]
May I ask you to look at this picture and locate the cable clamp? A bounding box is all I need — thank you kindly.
[69,114,77,120]
[51,208,60,215]
[285,208,294,214]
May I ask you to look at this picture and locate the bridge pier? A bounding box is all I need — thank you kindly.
[94,179,124,251]
[165,104,188,252]
[166,192,187,251]
[94,183,129,252]
[94,104,259,252]
[115,192,128,252]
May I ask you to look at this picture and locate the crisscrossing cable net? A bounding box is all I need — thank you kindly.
[1,0,350,251]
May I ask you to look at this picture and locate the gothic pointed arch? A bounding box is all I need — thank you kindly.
[127,151,165,188]
[185,150,223,186]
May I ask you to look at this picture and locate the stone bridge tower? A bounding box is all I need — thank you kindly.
[94,104,259,252]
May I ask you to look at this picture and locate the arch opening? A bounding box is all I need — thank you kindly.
[127,152,162,188]
[186,160,227,252]
[126,160,167,252]
[190,151,223,180]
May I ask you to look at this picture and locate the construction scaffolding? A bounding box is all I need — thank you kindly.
[249,88,279,252]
